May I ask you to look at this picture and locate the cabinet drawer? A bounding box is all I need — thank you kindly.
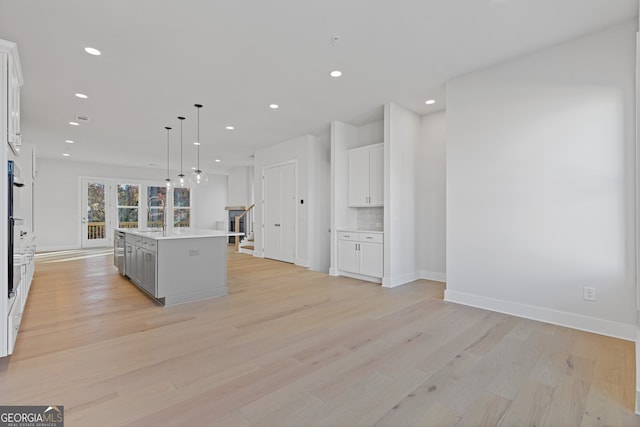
[134,236,143,246]
[142,238,157,251]
[359,233,383,244]
[337,231,358,241]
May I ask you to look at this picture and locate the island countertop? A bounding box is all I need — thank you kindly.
[117,228,243,240]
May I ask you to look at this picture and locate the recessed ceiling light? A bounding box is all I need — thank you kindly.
[84,47,101,56]
[65,140,74,144]
[425,99,436,105]
[75,93,88,99]
[269,104,279,109]
[62,153,70,157]
[215,159,221,163]
[330,70,342,78]
[193,141,200,146]
[69,121,79,126]
[225,126,234,130]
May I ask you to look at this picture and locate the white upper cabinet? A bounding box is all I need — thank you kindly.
[348,143,384,207]
[1,40,23,155]
[368,145,384,205]
[8,54,21,151]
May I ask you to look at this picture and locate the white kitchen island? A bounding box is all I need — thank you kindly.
[119,228,242,306]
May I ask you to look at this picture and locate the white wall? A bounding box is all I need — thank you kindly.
[309,133,331,273]
[190,175,228,230]
[227,166,253,208]
[35,158,227,250]
[418,111,447,282]
[253,134,329,271]
[446,20,637,340]
[384,102,421,287]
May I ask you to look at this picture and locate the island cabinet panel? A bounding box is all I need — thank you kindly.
[156,236,228,305]
[141,246,157,297]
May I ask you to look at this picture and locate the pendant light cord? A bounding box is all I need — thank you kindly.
[196,105,201,170]
[165,126,171,180]
[178,117,185,176]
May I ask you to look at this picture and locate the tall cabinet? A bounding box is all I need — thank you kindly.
[331,119,386,284]
[1,39,24,358]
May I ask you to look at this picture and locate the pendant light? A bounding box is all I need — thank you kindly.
[176,116,187,187]
[164,126,172,188]
[190,103,209,185]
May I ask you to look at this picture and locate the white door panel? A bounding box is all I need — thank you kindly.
[264,166,282,261]
[280,163,296,263]
[81,179,111,248]
[263,163,296,263]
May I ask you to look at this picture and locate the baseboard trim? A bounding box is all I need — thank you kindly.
[419,270,446,283]
[295,258,310,268]
[444,290,635,342]
[382,271,421,288]
[339,270,382,284]
[36,245,79,253]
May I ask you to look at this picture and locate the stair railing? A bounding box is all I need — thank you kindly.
[235,204,255,252]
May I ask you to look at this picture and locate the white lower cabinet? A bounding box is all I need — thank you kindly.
[359,242,383,278]
[6,245,35,356]
[337,231,383,279]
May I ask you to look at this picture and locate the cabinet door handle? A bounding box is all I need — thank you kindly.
[274,223,281,227]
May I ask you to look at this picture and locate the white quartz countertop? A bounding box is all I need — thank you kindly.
[336,228,384,234]
[117,228,244,240]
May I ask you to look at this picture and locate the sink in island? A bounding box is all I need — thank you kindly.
[117,228,243,306]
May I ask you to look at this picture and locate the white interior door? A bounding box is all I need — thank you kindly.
[81,179,111,248]
[263,163,295,263]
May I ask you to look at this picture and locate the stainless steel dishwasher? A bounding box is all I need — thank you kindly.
[114,230,125,275]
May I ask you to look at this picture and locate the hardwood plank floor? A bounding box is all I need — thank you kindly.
[0,247,637,426]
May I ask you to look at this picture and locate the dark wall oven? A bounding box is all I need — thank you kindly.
[8,160,23,298]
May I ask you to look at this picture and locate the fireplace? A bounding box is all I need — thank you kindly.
[226,206,246,244]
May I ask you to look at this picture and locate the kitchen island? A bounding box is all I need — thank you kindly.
[118,228,243,306]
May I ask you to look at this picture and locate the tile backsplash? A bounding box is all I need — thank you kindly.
[357,207,384,231]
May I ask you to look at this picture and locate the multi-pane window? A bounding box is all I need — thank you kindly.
[147,186,166,228]
[174,187,190,228]
[117,184,139,228]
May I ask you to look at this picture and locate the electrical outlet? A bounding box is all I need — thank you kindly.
[583,287,596,301]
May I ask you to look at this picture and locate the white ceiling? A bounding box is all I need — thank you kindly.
[0,0,636,174]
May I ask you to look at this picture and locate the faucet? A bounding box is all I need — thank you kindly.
[148,196,167,236]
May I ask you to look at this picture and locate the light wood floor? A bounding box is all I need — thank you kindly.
[0,247,637,426]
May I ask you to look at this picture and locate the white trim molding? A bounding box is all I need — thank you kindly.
[382,271,421,288]
[419,270,446,283]
[444,290,636,342]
